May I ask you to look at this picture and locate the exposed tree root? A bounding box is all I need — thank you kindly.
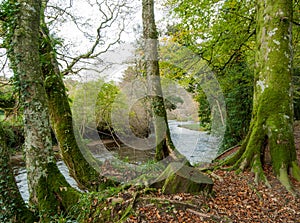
[291,161,300,181]
[250,155,270,187]
[139,196,203,210]
[118,190,139,222]
[278,166,295,195]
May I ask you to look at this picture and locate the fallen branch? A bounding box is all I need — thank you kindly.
[186,208,211,218]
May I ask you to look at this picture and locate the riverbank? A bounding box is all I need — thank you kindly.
[122,166,300,222]
[178,122,204,131]
[11,121,300,222]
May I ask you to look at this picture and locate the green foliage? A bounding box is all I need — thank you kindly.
[0,82,24,152]
[165,0,256,70]
[68,79,105,137]
[95,82,120,138]
[0,123,36,223]
[0,89,15,109]
[0,1,22,96]
[1,121,23,151]
[162,0,256,151]
[219,61,253,153]
[0,0,20,47]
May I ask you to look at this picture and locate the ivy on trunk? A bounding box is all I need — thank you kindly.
[7,0,80,219]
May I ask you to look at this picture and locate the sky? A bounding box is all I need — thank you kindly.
[48,0,168,82]
[0,0,168,81]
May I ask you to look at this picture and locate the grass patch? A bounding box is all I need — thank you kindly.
[178,123,203,131]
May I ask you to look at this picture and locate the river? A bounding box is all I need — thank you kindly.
[168,120,219,164]
[14,120,220,202]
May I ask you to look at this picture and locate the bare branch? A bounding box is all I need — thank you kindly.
[60,0,127,76]
[293,20,300,26]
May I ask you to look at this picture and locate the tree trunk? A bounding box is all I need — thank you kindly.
[9,0,80,218]
[226,0,300,192]
[39,9,116,191]
[141,0,208,195]
[0,124,37,223]
[142,0,176,161]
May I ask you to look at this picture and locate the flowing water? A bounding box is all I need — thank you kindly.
[14,121,220,203]
[168,120,220,164]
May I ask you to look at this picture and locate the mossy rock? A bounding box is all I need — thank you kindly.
[151,162,213,194]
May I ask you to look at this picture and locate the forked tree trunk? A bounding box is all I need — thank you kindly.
[226,0,300,192]
[9,0,80,218]
[39,10,115,191]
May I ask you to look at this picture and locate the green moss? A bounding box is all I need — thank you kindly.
[291,161,300,181]
[278,165,293,193]
[36,162,80,219]
[40,23,119,191]
[72,187,134,223]
[162,173,177,194]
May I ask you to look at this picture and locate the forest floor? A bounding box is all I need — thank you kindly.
[10,124,300,222]
[121,123,300,223]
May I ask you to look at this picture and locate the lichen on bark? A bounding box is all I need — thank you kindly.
[7,0,80,218]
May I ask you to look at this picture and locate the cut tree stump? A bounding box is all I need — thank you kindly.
[151,162,213,194]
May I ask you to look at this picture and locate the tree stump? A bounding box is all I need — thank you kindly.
[151,162,213,194]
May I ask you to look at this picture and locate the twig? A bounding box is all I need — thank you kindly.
[139,197,199,210]
[186,208,211,218]
[118,190,139,222]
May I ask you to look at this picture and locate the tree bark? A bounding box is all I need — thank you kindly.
[9,0,80,218]
[141,1,206,195]
[226,0,300,192]
[142,0,176,161]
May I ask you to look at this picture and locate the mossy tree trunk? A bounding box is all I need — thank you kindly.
[0,124,36,223]
[39,5,114,192]
[9,0,80,218]
[142,0,176,161]
[141,1,201,194]
[226,0,300,192]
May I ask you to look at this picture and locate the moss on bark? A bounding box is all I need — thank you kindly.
[39,17,117,191]
[36,162,80,218]
[225,0,300,192]
[142,0,187,163]
[7,0,82,218]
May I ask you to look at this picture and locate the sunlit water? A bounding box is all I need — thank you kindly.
[168,120,219,164]
[14,121,220,203]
